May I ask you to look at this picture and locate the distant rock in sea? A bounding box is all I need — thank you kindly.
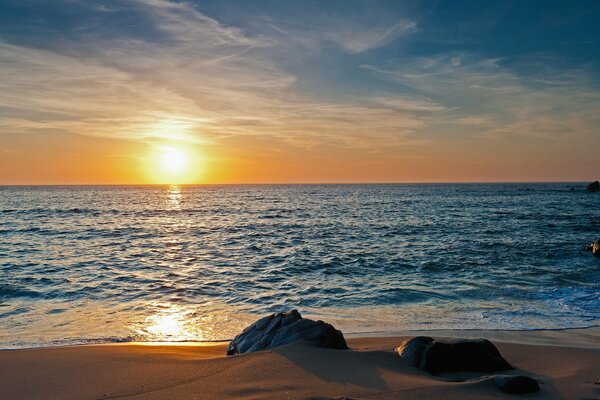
[587,239,600,258]
[226,310,348,355]
[396,336,513,374]
[587,181,599,192]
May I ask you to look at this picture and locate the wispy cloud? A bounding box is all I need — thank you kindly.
[325,19,417,53]
[361,53,600,141]
[0,0,425,153]
[371,94,446,112]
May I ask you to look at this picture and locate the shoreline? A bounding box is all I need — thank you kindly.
[2,325,599,351]
[2,327,598,399]
[346,325,600,349]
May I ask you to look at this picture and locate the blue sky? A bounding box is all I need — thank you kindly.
[0,0,599,183]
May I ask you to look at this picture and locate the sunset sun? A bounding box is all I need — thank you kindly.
[147,145,201,184]
[161,147,187,174]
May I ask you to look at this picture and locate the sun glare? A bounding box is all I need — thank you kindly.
[147,145,201,184]
[147,313,185,339]
[136,305,206,341]
[161,147,187,174]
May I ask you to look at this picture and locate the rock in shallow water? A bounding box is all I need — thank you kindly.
[587,239,600,258]
[493,375,540,394]
[226,310,348,355]
[587,180,600,192]
[396,336,513,374]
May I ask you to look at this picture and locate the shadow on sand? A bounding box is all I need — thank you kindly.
[271,340,562,400]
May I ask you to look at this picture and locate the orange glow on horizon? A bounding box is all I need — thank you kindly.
[0,129,598,185]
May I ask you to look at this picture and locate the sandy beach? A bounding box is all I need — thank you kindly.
[1,327,598,400]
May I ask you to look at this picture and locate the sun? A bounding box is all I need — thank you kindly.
[161,147,187,174]
[146,145,201,184]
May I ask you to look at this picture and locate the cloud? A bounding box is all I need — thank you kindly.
[132,0,262,48]
[325,20,418,53]
[0,0,425,154]
[361,53,600,141]
[271,19,418,55]
[371,94,446,112]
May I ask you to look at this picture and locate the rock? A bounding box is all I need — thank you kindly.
[226,310,348,355]
[394,336,433,368]
[588,239,600,258]
[587,181,600,192]
[396,337,513,374]
[493,375,540,394]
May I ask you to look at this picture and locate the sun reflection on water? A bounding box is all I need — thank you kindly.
[166,184,182,210]
[146,313,186,338]
[130,304,257,343]
[138,305,205,342]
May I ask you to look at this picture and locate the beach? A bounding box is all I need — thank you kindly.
[2,327,598,400]
[2,0,599,398]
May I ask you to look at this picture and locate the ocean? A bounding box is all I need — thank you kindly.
[1,183,598,349]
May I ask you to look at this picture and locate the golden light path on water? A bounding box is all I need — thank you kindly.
[130,185,238,343]
[141,304,205,341]
[134,186,195,341]
[166,184,182,210]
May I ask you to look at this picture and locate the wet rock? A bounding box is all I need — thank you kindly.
[493,375,540,394]
[226,310,348,355]
[587,181,600,192]
[587,239,600,258]
[396,336,513,374]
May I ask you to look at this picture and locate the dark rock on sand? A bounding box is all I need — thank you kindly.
[493,375,540,394]
[587,239,600,258]
[226,310,348,355]
[394,336,433,369]
[587,181,600,192]
[396,336,513,374]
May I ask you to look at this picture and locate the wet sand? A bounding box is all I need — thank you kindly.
[1,328,599,400]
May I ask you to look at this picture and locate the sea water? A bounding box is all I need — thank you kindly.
[1,183,598,348]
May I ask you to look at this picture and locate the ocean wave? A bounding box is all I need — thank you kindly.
[0,284,42,300]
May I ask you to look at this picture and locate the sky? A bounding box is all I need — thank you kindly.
[0,0,599,184]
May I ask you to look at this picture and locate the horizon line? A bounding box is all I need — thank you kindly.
[0,180,593,187]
